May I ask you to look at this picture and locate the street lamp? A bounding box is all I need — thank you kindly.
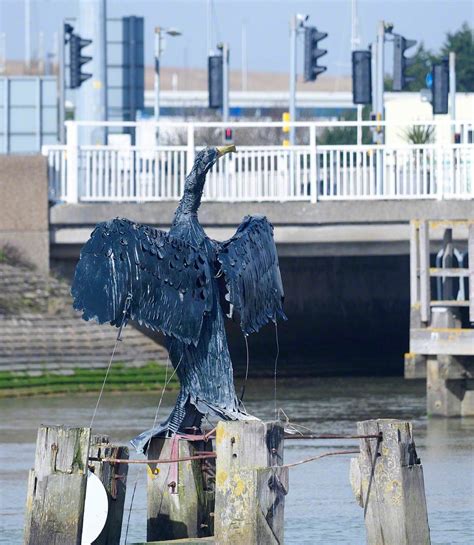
[154,26,182,126]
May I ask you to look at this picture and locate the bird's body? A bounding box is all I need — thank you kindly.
[72,147,285,453]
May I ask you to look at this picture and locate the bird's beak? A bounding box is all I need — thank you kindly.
[217,145,236,157]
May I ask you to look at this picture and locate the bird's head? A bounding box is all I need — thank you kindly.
[179,145,236,214]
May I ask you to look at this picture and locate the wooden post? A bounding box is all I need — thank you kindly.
[409,220,419,307]
[88,435,129,545]
[419,220,431,324]
[24,425,91,545]
[469,224,474,323]
[350,419,430,545]
[147,436,214,541]
[214,420,287,545]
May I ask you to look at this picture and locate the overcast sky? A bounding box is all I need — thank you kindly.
[0,0,473,75]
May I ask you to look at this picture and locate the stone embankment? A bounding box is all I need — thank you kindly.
[0,254,168,381]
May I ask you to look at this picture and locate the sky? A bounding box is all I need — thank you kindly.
[0,0,473,76]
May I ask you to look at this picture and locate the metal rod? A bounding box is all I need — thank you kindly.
[24,0,31,72]
[95,453,217,465]
[241,21,248,92]
[58,22,65,143]
[282,449,360,469]
[284,433,382,440]
[222,42,229,123]
[375,20,385,144]
[154,29,161,124]
[449,51,456,142]
[289,15,297,145]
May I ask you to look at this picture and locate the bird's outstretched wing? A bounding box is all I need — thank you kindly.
[72,218,212,345]
[217,215,286,335]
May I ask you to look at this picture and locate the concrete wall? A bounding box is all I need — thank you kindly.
[0,155,49,272]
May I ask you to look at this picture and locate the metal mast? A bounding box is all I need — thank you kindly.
[77,0,108,145]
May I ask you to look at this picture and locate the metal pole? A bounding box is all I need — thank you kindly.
[375,20,385,144]
[25,0,31,72]
[58,22,65,143]
[449,51,456,141]
[289,15,297,145]
[77,0,107,145]
[222,42,229,123]
[154,29,161,123]
[0,32,6,74]
[241,21,247,92]
[351,0,363,145]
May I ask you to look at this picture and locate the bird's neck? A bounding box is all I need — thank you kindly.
[176,187,202,216]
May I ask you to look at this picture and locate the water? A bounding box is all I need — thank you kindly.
[1,377,473,544]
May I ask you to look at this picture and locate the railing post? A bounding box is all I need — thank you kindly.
[310,124,318,203]
[66,121,79,203]
[186,124,195,172]
[436,140,444,200]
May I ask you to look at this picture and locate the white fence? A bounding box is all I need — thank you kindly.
[44,120,474,203]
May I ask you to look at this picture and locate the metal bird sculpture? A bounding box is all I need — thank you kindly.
[72,146,286,453]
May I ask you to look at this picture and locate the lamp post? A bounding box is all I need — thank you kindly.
[154,26,181,126]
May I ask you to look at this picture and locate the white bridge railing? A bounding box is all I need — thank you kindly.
[43,120,474,203]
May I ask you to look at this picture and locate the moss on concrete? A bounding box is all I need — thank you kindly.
[0,361,178,397]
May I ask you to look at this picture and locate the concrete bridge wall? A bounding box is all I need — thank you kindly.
[49,199,474,375]
[0,156,49,273]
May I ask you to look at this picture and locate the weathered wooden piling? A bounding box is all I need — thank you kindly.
[88,434,129,545]
[408,220,474,416]
[147,435,214,541]
[24,425,91,545]
[350,419,430,545]
[214,420,287,545]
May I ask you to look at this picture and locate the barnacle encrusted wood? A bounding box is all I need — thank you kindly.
[72,146,286,453]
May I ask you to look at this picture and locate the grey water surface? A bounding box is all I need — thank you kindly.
[1,377,473,544]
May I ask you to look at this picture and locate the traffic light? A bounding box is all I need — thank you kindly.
[393,34,417,91]
[352,50,372,105]
[69,34,92,89]
[208,54,223,109]
[224,128,233,142]
[432,59,449,114]
[304,27,327,82]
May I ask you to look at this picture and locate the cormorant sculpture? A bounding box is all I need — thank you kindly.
[72,146,286,453]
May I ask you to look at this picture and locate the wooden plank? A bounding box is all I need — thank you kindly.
[410,221,419,305]
[428,220,474,230]
[410,328,474,356]
[429,267,470,277]
[419,221,431,323]
[24,426,91,545]
[469,224,474,323]
[89,435,129,545]
[147,436,214,542]
[431,300,469,307]
[214,420,285,545]
[350,420,430,545]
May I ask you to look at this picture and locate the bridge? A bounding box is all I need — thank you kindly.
[40,119,474,374]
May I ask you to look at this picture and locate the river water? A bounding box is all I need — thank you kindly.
[1,377,473,544]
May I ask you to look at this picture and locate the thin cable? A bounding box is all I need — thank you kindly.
[152,354,170,429]
[152,354,183,429]
[273,321,280,420]
[239,334,250,403]
[89,294,131,429]
[90,337,120,429]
